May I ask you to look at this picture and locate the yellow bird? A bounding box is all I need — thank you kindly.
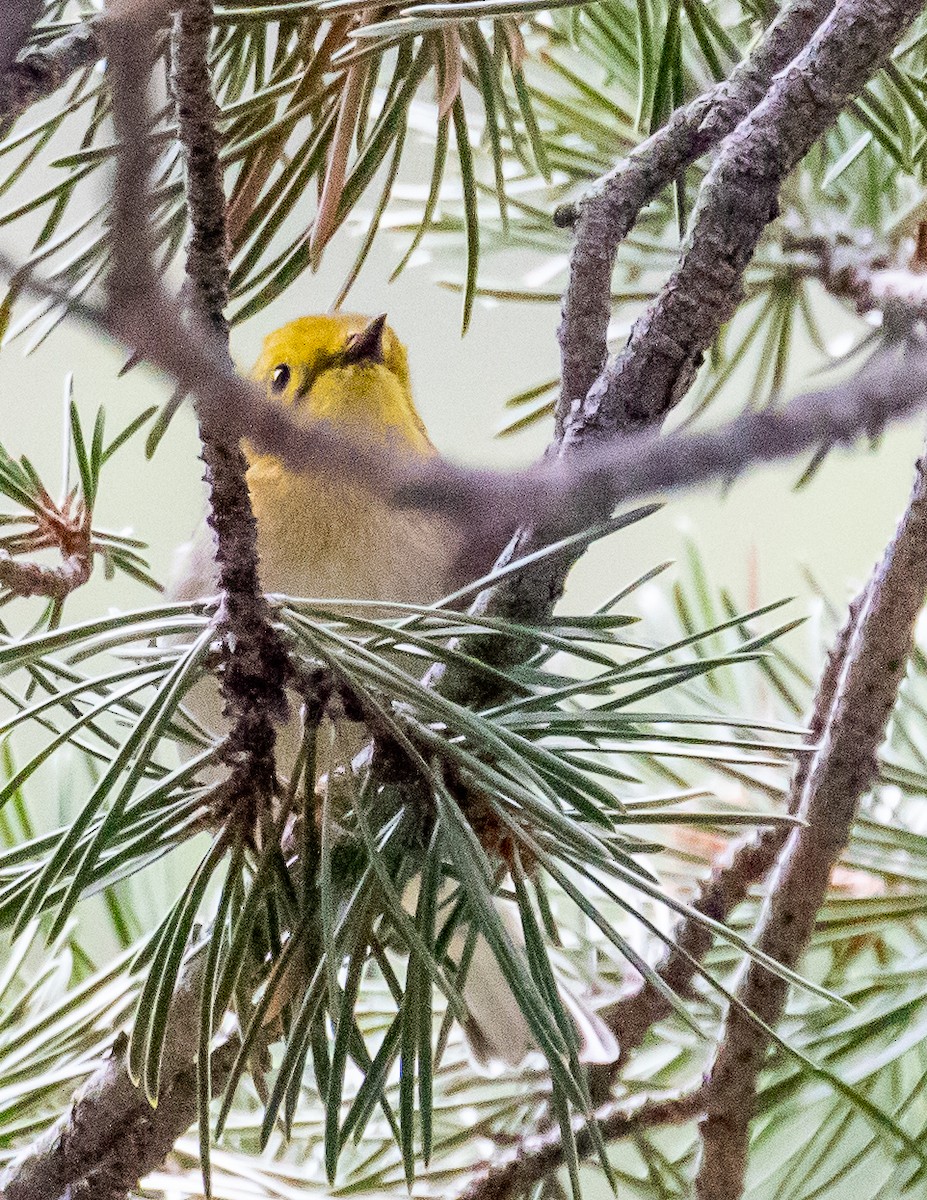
[174,312,463,609]
[172,312,617,1070]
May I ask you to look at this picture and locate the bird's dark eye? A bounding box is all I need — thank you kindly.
[271,364,291,393]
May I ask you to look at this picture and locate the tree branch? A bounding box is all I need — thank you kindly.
[4,234,927,582]
[170,0,290,800]
[0,546,91,599]
[599,584,870,1068]
[457,1088,705,1200]
[695,428,927,1200]
[0,952,235,1200]
[567,0,926,445]
[555,0,835,429]
[1,20,103,123]
[449,0,924,688]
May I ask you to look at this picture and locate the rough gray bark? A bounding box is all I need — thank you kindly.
[0,956,237,1200]
[569,0,927,443]
[696,431,927,1200]
[476,0,926,667]
[556,0,836,431]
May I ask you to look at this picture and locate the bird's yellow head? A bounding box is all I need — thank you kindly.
[250,312,432,452]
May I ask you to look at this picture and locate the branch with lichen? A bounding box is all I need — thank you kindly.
[782,219,927,324]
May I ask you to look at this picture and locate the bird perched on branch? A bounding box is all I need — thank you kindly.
[172,311,617,1070]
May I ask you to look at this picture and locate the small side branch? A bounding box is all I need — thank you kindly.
[695,429,927,1200]
[556,0,835,427]
[0,0,42,112]
[0,546,91,599]
[458,1089,705,1200]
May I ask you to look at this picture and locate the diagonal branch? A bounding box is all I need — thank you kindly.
[0,951,235,1200]
[566,0,927,445]
[4,233,927,579]
[1,20,103,122]
[695,423,927,1200]
[5,229,927,584]
[597,585,869,1068]
[555,0,835,430]
[458,1088,705,1200]
[449,0,925,699]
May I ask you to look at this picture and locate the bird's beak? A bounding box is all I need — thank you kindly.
[344,313,387,364]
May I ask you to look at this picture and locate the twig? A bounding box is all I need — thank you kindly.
[0,546,91,599]
[0,951,235,1200]
[170,0,290,799]
[555,0,835,429]
[458,1088,705,1200]
[782,222,927,324]
[0,0,43,114]
[1,20,103,122]
[567,0,927,444]
[599,585,870,1068]
[695,430,927,1200]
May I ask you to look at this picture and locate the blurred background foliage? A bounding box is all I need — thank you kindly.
[2,1,927,1197]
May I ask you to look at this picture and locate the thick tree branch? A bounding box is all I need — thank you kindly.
[452,0,925,684]
[555,0,835,429]
[695,431,927,1200]
[568,0,926,445]
[1,21,103,122]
